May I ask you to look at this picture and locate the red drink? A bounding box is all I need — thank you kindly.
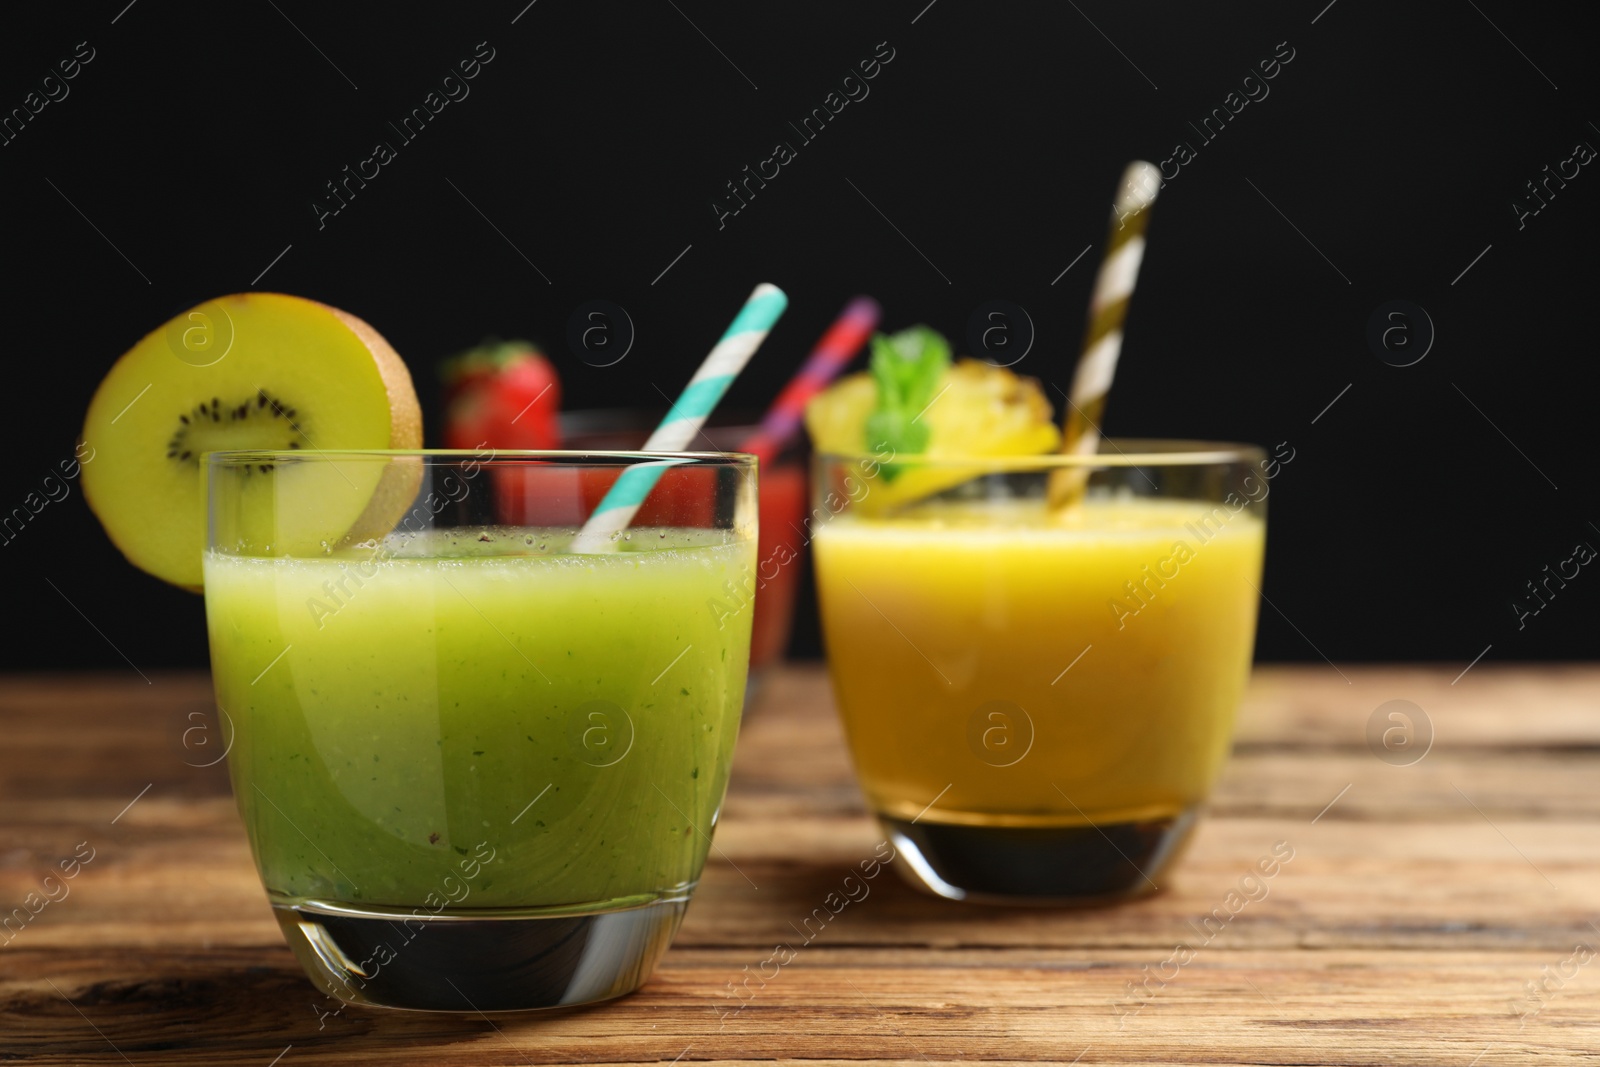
[748,461,807,671]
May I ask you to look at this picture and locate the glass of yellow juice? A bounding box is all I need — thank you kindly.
[812,442,1269,903]
[204,450,756,1009]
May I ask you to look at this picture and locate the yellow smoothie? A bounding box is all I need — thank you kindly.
[814,496,1264,829]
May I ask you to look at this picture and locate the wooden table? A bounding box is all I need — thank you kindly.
[2,665,1597,1065]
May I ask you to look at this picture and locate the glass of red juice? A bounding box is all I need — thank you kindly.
[556,410,809,694]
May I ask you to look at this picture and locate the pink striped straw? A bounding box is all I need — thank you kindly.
[738,296,881,464]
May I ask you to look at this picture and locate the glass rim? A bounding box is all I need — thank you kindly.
[204,448,758,467]
[817,438,1266,468]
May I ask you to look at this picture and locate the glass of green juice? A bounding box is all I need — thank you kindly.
[204,449,756,1010]
[812,442,1272,904]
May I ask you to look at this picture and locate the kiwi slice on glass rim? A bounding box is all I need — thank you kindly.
[81,292,422,590]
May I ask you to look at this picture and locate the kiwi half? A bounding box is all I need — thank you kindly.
[81,293,422,590]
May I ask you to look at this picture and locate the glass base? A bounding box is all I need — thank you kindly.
[273,891,689,1012]
[881,805,1200,905]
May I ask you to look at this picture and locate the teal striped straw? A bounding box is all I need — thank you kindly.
[571,283,788,552]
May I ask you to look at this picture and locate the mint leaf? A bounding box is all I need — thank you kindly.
[866,408,928,456]
[864,326,949,462]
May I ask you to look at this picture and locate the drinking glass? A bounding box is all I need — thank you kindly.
[205,450,756,1009]
[812,442,1269,903]
[560,410,809,693]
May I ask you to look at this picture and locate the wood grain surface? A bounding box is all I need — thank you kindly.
[1,664,1597,1065]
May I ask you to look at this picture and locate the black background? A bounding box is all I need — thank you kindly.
[1,0,1594,672]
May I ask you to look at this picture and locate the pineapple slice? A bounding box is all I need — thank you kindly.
[921,359,1060,459]
[806,327,1060,511]
[803,370,878,457]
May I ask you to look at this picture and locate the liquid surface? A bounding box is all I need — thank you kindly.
[205,528,754,910]
[815,497,1264,828]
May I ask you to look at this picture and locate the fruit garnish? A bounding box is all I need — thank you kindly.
[915,357,1059,457]
[81,293,422,590]
[806,326,1059,459]
[441,340,561,451]
[804,326,1060,509]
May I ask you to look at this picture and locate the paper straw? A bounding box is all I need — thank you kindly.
[1051,161,1161,506]
[571,283,788,552]
[737,296,880,465]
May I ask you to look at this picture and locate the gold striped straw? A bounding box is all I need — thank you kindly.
[1050,160,1162,508]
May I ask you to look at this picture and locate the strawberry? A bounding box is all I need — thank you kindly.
[440,340,561,451]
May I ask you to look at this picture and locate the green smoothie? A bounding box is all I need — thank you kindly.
[204,528,754,911]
